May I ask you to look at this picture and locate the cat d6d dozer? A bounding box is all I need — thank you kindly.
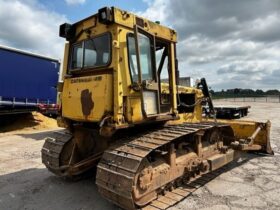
[41,7,273,210]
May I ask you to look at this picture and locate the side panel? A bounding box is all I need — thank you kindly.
[127,96,142,122]
[165,86,204,124]
[0,48,59,103]
[62,75,113,122]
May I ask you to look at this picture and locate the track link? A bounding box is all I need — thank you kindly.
[41,131,73,176]
[142,165,228,210]
[96,122,228,210]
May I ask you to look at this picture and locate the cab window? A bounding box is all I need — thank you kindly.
[127,33,153,83]
[70,33,111,70]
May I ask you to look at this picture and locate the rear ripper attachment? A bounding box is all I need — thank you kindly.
[96,122,240,210]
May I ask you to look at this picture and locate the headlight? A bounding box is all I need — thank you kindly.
[98,7,113,25]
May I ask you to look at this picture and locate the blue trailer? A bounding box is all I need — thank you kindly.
[0,45,60,115]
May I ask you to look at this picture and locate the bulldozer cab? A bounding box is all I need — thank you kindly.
[59,7,179,133]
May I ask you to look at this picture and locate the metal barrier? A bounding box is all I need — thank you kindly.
[215,95,280,103]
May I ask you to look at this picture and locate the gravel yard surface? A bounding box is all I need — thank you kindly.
[0,102,279,210]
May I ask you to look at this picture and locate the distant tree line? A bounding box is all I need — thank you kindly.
[210,88,280,99]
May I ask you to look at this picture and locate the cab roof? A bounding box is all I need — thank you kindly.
[72,7,177,42]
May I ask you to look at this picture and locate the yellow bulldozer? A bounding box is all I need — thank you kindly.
[41,7,273,210]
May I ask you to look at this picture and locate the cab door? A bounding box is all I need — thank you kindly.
[127,26,160,117]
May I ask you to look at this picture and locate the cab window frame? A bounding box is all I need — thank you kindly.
[126,32,156,84]
[68,32,112,73]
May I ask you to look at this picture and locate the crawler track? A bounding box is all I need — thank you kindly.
[41,131,73,176]
[141,165,228,210]
[96,122,231,210]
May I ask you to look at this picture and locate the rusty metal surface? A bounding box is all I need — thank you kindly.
[144,165,229,210]
[41,131,73,176]
[41,131,104,177]
[96,122,230,210]
[41,127,109,177]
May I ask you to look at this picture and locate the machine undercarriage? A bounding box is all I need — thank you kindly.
[42,120,272,210]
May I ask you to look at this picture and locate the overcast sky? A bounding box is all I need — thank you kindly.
[0,0,279,90]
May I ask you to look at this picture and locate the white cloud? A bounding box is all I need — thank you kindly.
[0,0,68,60]
[140,0,280,90]
[65,0,86,6]
[138,0,167,24]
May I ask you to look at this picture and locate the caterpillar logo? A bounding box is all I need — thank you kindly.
[71,76,102,84]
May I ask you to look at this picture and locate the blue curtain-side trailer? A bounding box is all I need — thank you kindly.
[0,45,60,115]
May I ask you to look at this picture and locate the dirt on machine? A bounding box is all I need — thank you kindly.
[41,7,274,210]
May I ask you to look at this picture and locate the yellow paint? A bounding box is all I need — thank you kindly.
[61,43,69,80]
[203,118,271,151]
[62,75,113,122]
[113,8,177,42]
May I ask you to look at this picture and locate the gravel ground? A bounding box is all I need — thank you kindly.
[0,101,279,210]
